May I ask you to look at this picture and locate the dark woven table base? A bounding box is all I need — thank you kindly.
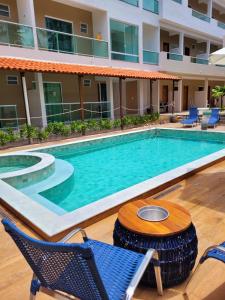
[113,219,198,288]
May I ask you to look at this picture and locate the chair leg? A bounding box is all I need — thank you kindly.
[183,261,202,297]
[153,252,163,296]
[30,293,36,300]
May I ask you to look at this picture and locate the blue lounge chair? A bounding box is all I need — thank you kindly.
[207,108,220,128]
[181,107,199,127]
[2,218,163,300]
[184,242,225,297]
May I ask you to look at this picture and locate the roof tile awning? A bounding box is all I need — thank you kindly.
[0,57,179,80]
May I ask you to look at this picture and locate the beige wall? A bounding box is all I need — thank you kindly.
[126,80,138,115]
[160,30,179,52]
[34,0,93,38]
[184,37,206,56]
[182,80,205,108]
[0,71,25,119]
[0,0,18,22]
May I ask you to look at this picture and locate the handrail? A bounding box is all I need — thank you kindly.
[0,19,33,28]
[36,27,108,43]
[111,51,139,57]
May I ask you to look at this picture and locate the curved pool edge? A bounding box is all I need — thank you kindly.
[1,144,225,239]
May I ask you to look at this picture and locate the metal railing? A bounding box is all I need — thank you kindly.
[120,0,139,6]
[45,101,111,123]
[191,57,209,65]
[167,52,183,61]
[172,0,182,3]
[111,51,139,63]
[218,21,225,29]
[192,10,210,23]
[0,20,34,48]
[143,0,159,14]
[143,50,159,65]
[36,27,109,58]
[0,105,19,129]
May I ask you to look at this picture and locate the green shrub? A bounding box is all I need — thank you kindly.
[6,128,19,143]
[0,131,9,146]
[86,120,100,131]
[20,124,38,139]
[99,119,112,130]
[60,124,71,136]
[113,119,121,128]
[37,129,50,142]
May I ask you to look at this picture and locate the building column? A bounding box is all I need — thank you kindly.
[206,40,211,57]
[152,80,160,113]
[106,77,114,120]
[179,32,184,55]
[138,79,144,116]
[36,73,47,127]
[204,79,209,107]
[20,73,31,126]
[174,80,183,113]
[207,0,213,18]
[16,0,38,48]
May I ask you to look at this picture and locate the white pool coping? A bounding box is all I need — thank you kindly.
[1,127,225,238]
[0,152,55,180]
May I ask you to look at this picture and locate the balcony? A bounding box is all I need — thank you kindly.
[120,0,139,6]
[143,50,159,65]
[143,0,159,14]
[45,101,111,123]
[172,0,182,3]
[0,20,34,48]
[191,57,209,65]
[192,10,210,23]
[167,52,183,61]
[36,28,109,58]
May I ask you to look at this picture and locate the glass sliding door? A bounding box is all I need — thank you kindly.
[45,17,73,53]
[110,19,139,62]
[44,82,64,123]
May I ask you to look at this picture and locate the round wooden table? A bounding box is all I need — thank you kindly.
[113,199,198,288]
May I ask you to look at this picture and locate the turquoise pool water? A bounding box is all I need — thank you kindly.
[39,129,225,212]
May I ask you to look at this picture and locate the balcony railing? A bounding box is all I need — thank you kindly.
[37,28,109,58]
[192,10,210,23]
[143,0,159,14]
[172,0,182,3]
[218,21,225,29]
[0,20,34,48]
[0,105,18,129]
[120,0,139,6]
[143,50,159,65]
[167,52,183,61]
[111,51,139,63]
[191,57,209,65]
[45,101,111,123]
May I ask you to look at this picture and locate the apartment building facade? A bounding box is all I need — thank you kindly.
[0,0,225,128]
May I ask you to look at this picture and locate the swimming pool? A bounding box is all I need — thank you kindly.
[35,129,225,212]
[1,128,225,238]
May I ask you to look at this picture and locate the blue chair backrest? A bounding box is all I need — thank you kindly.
[211,108,220,119]
[189,107,198,119]
[2,219,108,300]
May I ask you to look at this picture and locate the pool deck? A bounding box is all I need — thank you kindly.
[0,124,225,299]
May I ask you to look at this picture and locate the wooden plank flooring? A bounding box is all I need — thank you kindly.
[1,156,225,299]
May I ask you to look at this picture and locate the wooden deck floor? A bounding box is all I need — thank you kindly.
[1,156,225,299]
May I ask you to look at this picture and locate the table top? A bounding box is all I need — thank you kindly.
[118,199,192,237]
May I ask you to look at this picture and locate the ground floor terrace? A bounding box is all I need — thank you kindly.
[0,124,225,299]
[0,57,225,130]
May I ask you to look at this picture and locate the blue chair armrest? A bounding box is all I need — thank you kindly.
[59,228,88,243]
[124,249,163,300]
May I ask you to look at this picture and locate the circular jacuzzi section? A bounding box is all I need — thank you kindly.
[0,152,55,189]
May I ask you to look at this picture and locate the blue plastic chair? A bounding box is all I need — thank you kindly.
[181,107,199,127]
[2,219,163,300]
[207,108,220,128]
[184,242,225,297]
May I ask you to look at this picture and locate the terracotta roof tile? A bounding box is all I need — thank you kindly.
[0,57,179,80]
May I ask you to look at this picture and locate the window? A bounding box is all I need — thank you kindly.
[80,23,88,34]
[110,19,139,62]
[7,76,18,85]
[0,4,9,17]
[83,79,91,87]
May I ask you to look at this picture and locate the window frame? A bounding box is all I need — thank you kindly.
[83,79,91,87]
[0,3,10,17]
[6,75,18,85]
[80,22,88,34]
